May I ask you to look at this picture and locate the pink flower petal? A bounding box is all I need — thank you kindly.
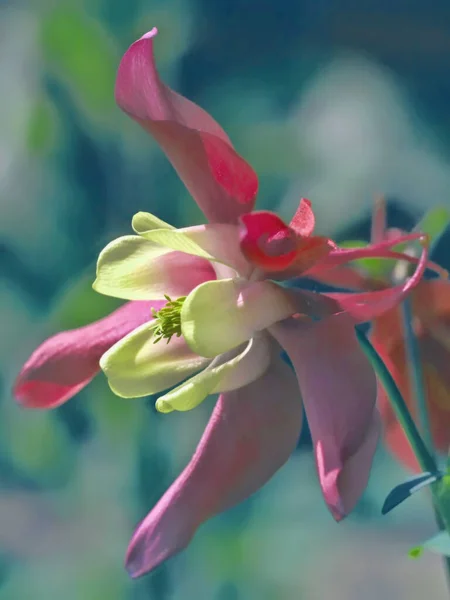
[14,300,165,409]
[239,211,298,271]
[270,314,378,520]
[307,231,428,276]
[239,210,333,273]
[323,237,430,321]
[289,198,315,237]
[115,29,258,223]
[125,355,302,578]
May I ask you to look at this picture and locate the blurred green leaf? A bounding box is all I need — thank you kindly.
[26,98,58,154]
[409,531,450,559]
[52,270,122,331]
[414,206,450,249]
[74,564,128,600]
[88,375,144,442]
[1,408,73,484]
[41,7,118,117]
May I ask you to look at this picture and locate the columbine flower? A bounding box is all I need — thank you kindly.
[14,29,430,578]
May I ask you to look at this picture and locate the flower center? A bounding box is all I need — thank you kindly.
[152,295,186,344]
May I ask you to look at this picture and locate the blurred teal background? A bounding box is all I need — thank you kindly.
[1,0,450,597]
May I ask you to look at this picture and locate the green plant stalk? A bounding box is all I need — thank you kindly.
[401,302,450,576]
[355,328,436,473]
[401,299,434,454]
[355,328,450,583]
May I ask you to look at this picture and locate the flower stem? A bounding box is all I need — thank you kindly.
[400,300,450,581]
[401,299,434,455]
[355,328,436,474]
[355,327,450,585]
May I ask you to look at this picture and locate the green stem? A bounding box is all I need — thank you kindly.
[401,299,434,455]
[355,328,437,474]
[355,327,450,584]
[400,301,450,578]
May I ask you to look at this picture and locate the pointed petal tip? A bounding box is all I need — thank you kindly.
[124,539,165,580]
[115,29,258,223]
[140,27,158,41]
[12,378,89,410]
[124,512,190,579]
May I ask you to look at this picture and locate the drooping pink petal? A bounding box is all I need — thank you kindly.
[239,211,333,273]
[125,355,302,578]
[115,29,258,223]
[289,198,315,237]
[14,300,165,409]
[270,314,378,520]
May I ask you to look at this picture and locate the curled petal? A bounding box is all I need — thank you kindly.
[308,231,443,277]
[239,211,332,273]
[132,211,174,233]
[94,235,215,300]
[270,314,378,519]
[240,211,298,271]
[115,29,258,223]
[156,334,271,413]
[100,322,209,398]
[325,237,430,322]
[125,355,302,578]
[289,198,315,237]
[14,301,165,409]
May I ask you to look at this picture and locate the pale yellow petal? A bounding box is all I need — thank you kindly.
[155,334,271,413]
[181,278,296,357]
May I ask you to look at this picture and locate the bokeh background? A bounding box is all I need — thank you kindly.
[1,0,450,598]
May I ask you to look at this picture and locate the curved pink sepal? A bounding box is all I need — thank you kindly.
[14,300,165,409]
[115,29,258,223]
[270,314,378,520]
[125,356,302,578]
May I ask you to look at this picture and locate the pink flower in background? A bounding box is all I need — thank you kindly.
[313,197,450,472]
[13,28,432,578]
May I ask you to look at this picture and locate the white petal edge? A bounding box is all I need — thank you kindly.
[155,334,272,413]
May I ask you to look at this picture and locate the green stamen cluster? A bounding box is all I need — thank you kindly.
[152,295,186,344]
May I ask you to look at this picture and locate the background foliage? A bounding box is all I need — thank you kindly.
[1,0,450,597]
